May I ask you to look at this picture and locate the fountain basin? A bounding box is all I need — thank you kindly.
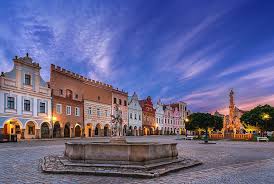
[64,141,178,165]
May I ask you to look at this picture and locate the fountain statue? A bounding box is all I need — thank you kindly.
[111,104,123,137]
[110,104,126,143]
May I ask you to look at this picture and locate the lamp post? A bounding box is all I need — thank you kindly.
[185,118,189,136]
[51,116,56,138]
[261,113,270,136]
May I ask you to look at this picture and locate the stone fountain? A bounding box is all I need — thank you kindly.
[41,105,201,178]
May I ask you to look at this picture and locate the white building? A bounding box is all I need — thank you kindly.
[0,54,51,140]
[154,99,164,135]
[127,92,142,136]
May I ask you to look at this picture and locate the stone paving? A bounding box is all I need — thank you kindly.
[0,136,274,184]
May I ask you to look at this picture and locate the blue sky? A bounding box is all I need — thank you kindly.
[1,0,274,114]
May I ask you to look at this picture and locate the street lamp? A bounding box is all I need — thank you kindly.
[262,113,270,120]
[51,116,56,138]
[185,118,189,136]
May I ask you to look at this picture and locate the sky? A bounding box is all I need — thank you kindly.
[1,0,274,114]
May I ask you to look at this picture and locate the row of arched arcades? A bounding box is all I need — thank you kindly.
[84,124,185,137]
[1,118,83,139]
[1,118,184,139]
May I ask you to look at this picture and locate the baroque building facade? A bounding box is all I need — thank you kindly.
[127,92,142,136]
[139,96,156,135]
[0,54,51,139]
[154,99,164,135]
[50,65,84,138]
[170,101,188,134]
[50,64,113,138]
[163,105,174,134]
[83,81,112,137]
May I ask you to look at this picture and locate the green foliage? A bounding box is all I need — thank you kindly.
[213,115,223,131]
[240,104,274,131]
[186,112,223,131]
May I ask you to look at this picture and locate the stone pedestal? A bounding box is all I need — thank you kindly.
[64,141,178,165]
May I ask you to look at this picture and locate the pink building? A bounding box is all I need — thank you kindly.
[163,105,174,135]
[173,106,182,134]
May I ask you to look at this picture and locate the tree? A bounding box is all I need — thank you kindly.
[186,113,223,143]
[213,115,223,131]
[240,105,274,136]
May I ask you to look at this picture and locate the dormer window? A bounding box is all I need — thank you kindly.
[59,89,63,95]
[75,94,78,99]
[98,96,101,101]
[25,74,31,85]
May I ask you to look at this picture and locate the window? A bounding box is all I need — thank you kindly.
[114,98,117,104]
[124,100,127,106]
[134,114,137,120]
[75,107,80,116]
[28,125,34,135]
[66,106,71,115]
[56,104,62,114]
[24,100,31,111]
[105,110,108,117]
[66,89,72,98]
[59,89,63,95]
[88,107,92,115]
[139,115,141,120]
[130,113,132,119]
[119,99,122,105]
[7,97,15,109]
[97,108,100,117]
[75,94,78,99]
[98,96,101,101]
[40,102,46,113]
[25,74,31,85]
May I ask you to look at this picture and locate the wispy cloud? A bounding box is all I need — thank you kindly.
[218,52,274,77]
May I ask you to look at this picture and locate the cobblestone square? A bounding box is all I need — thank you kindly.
[1,136,274,184]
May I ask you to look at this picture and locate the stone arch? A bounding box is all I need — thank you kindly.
[75,124,81,137]
[143,127,148,135]
[104,124,110,137]
[3,118,24,139]
[95,123,102,136]
[64,122,70,138]
[129,126,133,136]
[25,120,39,130]
[155,127,159,135]
[134,126,137,136]
[149,127,154,135]
[41,122,50,139]
[53,121,61,138]
[25,121,37,139]
[123,124,127,136]
[139,127,142,136]
[86,123,93,137]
